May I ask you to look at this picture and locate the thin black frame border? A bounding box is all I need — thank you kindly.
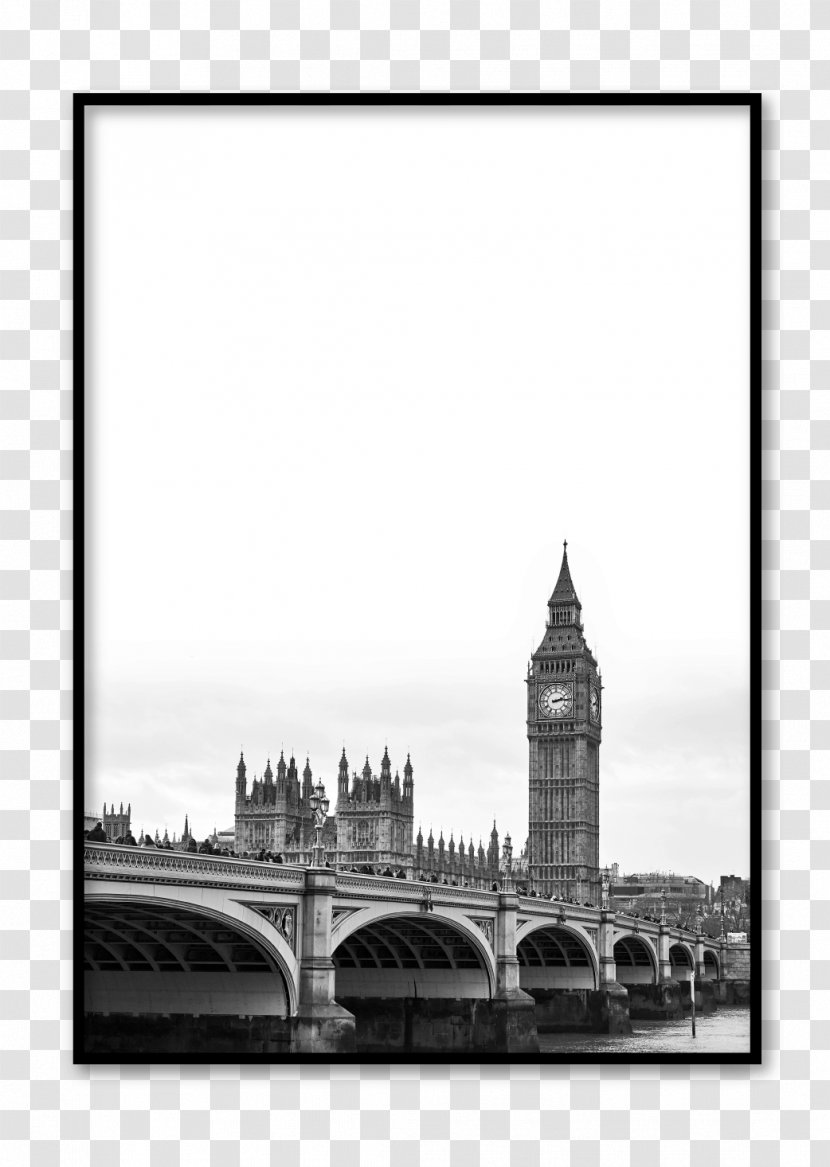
[73,91,762,1067]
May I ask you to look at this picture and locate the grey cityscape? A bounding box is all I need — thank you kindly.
[83,545,750,1056]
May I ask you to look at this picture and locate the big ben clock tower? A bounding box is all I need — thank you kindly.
[527,542,602,902]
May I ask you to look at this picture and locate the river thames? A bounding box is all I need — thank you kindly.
[538,1005,751,1056]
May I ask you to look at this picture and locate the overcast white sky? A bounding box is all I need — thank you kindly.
[86,105,750,884]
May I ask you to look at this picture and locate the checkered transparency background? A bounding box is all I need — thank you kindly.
[0,0,825,1163]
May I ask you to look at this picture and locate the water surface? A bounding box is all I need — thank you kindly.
[538,1005,751,1055]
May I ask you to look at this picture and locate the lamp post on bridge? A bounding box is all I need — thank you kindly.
[720,885,727,939]
[491,829,539,1051]
[657,888,673,981]
[295,779,355,1053]
[501,833,513,892]
[308,779,330,868]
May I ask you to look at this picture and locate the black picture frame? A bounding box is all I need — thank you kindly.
[74,92,761,1065]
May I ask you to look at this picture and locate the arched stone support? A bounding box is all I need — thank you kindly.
[332,902,498,995]
[515,914,630,1036]
[84,885,300,1012]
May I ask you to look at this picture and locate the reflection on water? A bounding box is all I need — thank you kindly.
[538,1006,751,1055]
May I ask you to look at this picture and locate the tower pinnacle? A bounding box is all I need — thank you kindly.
[549,542,580,606]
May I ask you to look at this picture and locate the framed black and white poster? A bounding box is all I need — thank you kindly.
[76,94,759,1064]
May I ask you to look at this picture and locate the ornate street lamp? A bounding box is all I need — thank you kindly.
[501,833,513,892]
[308,779,330,867]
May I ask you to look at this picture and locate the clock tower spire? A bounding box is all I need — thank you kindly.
[527,543,601,902]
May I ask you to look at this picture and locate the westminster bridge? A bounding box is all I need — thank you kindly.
[83,844,749,1055]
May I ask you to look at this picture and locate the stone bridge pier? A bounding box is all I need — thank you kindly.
[491,886,538,1052]
[294,869,356,1054]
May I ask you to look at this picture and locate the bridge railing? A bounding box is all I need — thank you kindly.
[334,870,500,907]
[83,842,307,888]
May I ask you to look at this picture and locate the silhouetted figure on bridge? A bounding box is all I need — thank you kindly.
[87,822,107,842]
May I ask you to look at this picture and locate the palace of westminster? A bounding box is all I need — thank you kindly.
[93,547,604,901]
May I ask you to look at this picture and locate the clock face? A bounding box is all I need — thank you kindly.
[539,683,573,718]
[590,685,600,722]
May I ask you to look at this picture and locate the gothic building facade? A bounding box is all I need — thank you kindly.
[334,748,414,872]
[234,750,337,861]
[527,544,602,902]
[233,745,504,884]
[233,747,410,870]
[101,802,131,841]
[413,822,502,889]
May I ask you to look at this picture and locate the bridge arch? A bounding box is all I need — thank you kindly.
[331,904,497,998]
[703,948,720,979]
[669,941,695,981]
[84,890,299,1015]
[515,919,598,990]
[613,931,658,985]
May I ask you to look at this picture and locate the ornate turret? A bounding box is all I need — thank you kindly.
[264,757,273,783]
[547,540,582,628]
[403,753,413,802]
[302,757,313,802]
[488,821,499,869]
[288,754,299,804]
[361,756,372,802]
[338,748,349,798]
[235,751,247,803]
[380,746,391,799]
